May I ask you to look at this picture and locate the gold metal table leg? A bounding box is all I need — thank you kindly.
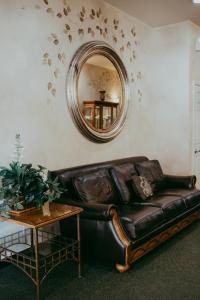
[77,214,81,278]
[33,228,40,300]
[31,229,34,248]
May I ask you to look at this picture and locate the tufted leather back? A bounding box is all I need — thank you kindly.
[50,156,148,200]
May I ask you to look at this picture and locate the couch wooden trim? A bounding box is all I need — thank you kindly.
[110,208,131,272]
[113,210,200,272]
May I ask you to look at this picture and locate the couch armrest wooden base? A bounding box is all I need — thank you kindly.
[114,210,200,272]
[110,208,131,248]
[129,210,200,266]
[116,263,130,273]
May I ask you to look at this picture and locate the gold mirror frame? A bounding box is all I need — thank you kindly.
[67,41,130,143]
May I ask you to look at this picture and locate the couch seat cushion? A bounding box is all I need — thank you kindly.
[150,193,186,219]
[119,205,165,240]
[159,188,200,209]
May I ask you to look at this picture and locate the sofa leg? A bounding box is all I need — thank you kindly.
[116,263,130,273]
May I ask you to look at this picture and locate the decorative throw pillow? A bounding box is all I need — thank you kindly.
[131,175,153,201]
[110,163,137,204]
[73,169,115,204]
[135,160,164,191]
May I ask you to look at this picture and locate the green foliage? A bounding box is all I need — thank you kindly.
[0,162,63,211]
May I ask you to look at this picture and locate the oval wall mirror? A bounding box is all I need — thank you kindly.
[67,41,130,143]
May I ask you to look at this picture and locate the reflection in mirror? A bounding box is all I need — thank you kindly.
[78,55,123,131]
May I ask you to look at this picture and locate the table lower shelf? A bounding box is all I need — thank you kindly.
[0,229,80,284]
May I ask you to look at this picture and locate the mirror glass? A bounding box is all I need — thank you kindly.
[67,41,129,143]
[77,55,123,131]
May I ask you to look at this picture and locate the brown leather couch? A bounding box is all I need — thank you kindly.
[50,156,200,272]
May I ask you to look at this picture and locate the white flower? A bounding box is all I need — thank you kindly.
[13,133,24,163]
[41,168,48,182]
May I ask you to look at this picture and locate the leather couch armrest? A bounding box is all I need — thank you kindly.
[164,174,196,189]
[58,197,117,221]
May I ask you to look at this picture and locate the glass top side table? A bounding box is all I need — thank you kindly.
[0,203,83,300]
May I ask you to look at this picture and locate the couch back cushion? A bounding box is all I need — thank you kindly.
[110,163,137,204]
[135,160,164,191]
[73,169,116,204]
[50,156,148,200]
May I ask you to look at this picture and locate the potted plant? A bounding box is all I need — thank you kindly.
[0,161,63,215]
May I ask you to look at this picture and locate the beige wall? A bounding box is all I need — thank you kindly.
[147,21,200,175]
[0,0,197,176]
[188,22,200,178]
[0,0,151,170]
[145,22,191,174]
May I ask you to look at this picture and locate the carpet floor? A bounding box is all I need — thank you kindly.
[0,222,200,300]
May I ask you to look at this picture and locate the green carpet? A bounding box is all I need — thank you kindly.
[0,222,200,300]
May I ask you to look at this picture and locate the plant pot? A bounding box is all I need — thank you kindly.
[9,207,36,216]
[8,197,36,215]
